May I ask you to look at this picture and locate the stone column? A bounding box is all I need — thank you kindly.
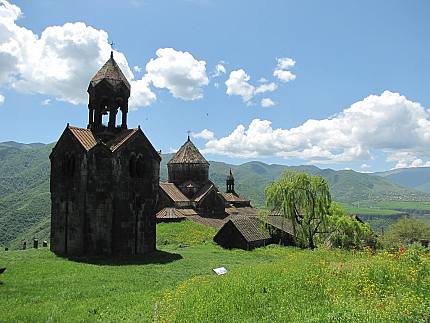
[121,104,128,129]
[87,107,94,129]
[108,106,117,130]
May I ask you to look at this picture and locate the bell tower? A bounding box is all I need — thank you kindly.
[226,169,235,193]
[87,51,130,132]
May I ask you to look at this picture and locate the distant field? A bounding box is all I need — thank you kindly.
[341,200,430,231]
[343,200,430,215]
[1,221,430,322]
[372,201,430,211]
[342,205,403,216]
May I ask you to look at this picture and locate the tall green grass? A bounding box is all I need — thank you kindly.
[156,246,430,322]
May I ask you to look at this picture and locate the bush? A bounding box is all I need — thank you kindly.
[382,217,430,249]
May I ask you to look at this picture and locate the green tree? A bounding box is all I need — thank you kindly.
[326,203,373,250]
[265,171,331,249]
[382,217,430,249]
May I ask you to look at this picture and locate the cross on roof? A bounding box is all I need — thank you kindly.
[187,130,191,140]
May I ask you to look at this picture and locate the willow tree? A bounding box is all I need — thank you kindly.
[265,171,331,249]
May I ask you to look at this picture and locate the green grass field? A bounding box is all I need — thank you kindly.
[343,205,403,215]
[1,221,430,322]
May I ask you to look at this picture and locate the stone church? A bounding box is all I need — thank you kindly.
[156,137,257,224]
[50,52,161,257]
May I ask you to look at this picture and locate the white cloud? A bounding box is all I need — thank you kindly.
[273,57,296,83]
[201,91,430,164]
[0,94,4,105]
[129,74,156,109]
[145,48,209,100]
[0,1,155,108]
[225,69,255,103]
[192,129,215,140]
[41,98,51,106]
[133,65,142,73]
[255,82,278,94]
[388,152,430,169]
[261,98,275,107]
[213,63,226,77]
[225,68,281,104]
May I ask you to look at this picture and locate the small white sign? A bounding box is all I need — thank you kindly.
[213,267,228,275]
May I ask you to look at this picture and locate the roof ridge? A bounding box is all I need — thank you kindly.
[168,138,209,165]
[90,54,131,90]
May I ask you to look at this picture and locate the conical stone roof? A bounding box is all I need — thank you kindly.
[168,137,209,165]
[90,52,131,90]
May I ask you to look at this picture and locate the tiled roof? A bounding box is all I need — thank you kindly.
[108,128,139,151]
[67,126,139,152]
[156,208,187,220]
[188,215,228,228]
[177,208,198,216]
[168,137,209,165]
[68,126,97,151]
[225,207,239,215]
[225,206,258,216]
[229,216,271,242]
[159,182,190,203]
[265,216,294,235]
[221,192,250,203]
[90,53,131,90]
[193,182,219,203]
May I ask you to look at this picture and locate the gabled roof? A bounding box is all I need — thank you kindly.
[168,137,209,165]
[159,182,190,203]
[67,126,141,153]
[90,52,131,90]
[68,126,97,151]
[188,215,228,228]
[107,128,139,152]
[225,206,258,216]
[156,208,187,220]
[228,216,271,242]
[221,192,250,204]
[193,182,222,203]
[265,216,294,235]
[177,208,198,216]
[65,126,160,160]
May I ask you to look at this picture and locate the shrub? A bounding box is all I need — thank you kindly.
[382,217,430,249]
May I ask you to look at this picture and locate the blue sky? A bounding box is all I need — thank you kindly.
[1,0,430,172]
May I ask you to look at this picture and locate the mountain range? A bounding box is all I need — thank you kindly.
[374,167,430,193]
[1,141,430,247]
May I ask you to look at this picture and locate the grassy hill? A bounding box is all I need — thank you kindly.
[2,141,430,247]
[1,221,429,322]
